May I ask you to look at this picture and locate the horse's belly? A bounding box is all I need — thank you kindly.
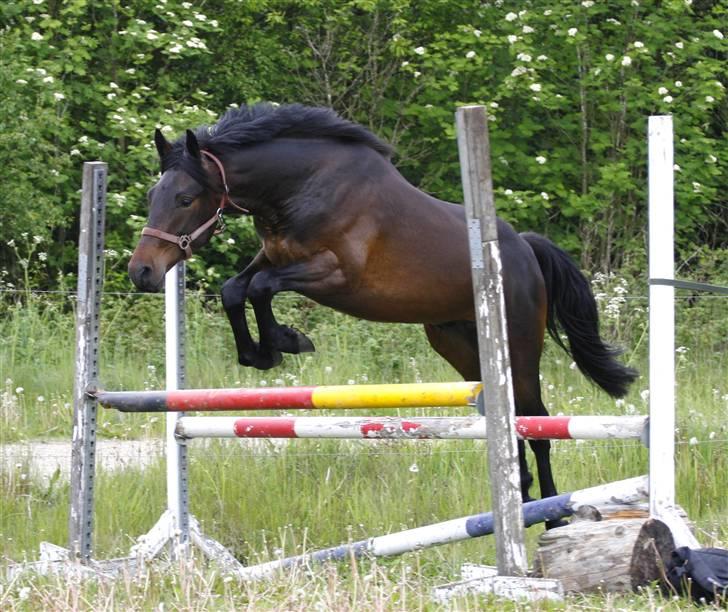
[306,290,474,324]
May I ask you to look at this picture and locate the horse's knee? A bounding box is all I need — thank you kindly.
[247,273,274,303]
[221,276,245,309]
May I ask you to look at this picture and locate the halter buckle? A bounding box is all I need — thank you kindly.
[214,208,226,235]
[178,234,192,250]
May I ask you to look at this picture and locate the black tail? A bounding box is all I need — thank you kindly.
[521,232,638,398]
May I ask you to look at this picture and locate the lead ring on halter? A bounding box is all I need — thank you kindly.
[140,150,249,259]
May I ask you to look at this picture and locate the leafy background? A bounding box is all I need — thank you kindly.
[0,0,725,292]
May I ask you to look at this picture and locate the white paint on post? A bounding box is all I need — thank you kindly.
[165,263,190,553]
[69,161,107,562]
[456,106,527,576]
[647,116,700,549]
[648,116,675,517]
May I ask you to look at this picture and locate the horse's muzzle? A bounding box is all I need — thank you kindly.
[128,261,164,293]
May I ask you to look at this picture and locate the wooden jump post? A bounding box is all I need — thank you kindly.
[456,105,526,576]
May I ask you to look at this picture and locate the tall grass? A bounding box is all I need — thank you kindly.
[1,277,727,609]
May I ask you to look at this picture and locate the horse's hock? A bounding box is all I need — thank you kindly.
[533,508,677,593]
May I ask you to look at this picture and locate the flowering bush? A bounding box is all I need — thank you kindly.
[0,0,725,291]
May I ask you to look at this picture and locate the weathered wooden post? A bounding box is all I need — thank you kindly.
[455,106,527,575]
[69,161,107,561]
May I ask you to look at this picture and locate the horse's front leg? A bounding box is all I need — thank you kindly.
[222,250,315,369]
[221,250,267,367]
[247,251,345,369]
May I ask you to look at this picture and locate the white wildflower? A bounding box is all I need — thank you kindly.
[605,53,615,61]
[466,50,476,59]
[505,12,518,21]
[529,83,542,92]
[658,86,668,95]
[621,55,632,66]
[713,30,724,40]
[414,46,425,55]
[31,32,43,41]
[507,35,518,44]
[535,155,547,164]
[568,28,578,36]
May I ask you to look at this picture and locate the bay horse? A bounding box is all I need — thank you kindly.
[128,104,637,526]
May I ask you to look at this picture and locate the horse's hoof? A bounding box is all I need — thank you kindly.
[251,349,283,370]
[273,326,315,354]
[237,343,261,367]
[238,352,257,367]
[545,518,569,530]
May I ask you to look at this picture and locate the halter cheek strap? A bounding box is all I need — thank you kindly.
[141,213,221,259]
[140,150,249,260]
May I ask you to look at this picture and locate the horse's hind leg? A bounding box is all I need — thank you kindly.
[509,336,565,528]
[424,321,537,500]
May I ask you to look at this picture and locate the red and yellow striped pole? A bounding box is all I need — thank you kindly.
[95,381,482,413]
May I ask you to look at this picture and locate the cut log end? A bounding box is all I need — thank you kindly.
[533,511,679,594]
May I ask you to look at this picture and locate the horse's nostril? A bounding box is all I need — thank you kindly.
[129,263,158,292]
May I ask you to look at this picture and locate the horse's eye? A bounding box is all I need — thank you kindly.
[180,196,194,208]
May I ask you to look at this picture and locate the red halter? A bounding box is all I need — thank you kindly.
[140,150,249,259]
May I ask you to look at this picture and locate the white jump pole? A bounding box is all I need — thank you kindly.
[647,115,699,548]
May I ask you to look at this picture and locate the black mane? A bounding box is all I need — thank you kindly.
[161,103,393,181]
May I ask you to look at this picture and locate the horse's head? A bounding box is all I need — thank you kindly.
[128,129,229,292]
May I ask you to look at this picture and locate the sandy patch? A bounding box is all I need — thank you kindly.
[1,439,166,484]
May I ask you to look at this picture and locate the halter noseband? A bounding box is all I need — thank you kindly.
[140,150,250,259]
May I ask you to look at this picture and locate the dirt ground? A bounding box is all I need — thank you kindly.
[1,439,166,483]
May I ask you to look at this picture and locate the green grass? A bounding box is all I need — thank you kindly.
[1,288,727,609]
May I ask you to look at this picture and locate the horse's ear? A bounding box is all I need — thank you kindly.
[185,129,201,160]
[154,128,172,160]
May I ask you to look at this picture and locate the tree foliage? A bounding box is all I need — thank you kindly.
[0,0,725,291]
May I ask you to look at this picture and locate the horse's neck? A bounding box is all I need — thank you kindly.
[230,139,386,226]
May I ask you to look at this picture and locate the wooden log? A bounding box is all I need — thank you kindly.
[532,509,676,594]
